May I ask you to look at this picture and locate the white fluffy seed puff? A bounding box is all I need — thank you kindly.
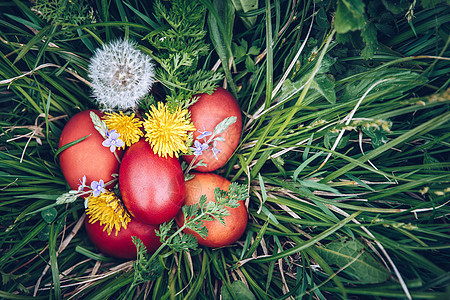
[88,39,155,110]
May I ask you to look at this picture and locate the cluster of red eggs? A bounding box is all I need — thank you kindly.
[58,88,247,259]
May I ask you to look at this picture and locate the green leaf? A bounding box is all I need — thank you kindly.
[316,239,390,284]
[421,0,450,9]
[245,55,257,73]
[49,224,61,300]
[221,280,256,300]
[90,111,108,138]
[280,79,305,103]
[4,13,42,31]
[342,70,412,101]
[13,25,51,64]
[248,45,259,56]
[132,237,163,285]
[260,205,279,224]
[230,0,258,28]
[232,39,248,59]
[170,232,198,251]
[316,7,330,29]
[381,0,410,14]
[205,0,238,95]
[280,54,336,104]
[122,2,159,28]
[213,116,237,135]
[54,134,91,158]
[361,22,378,59]
[37,225,50,241]
[257,173,267,203]
[55,190,80,205]
[310,74,336,104]
[254,211,361,263]
[75,246,115,262]
[297,180,341,195]
[324,131,350,149]
[344,173,375,192]
[371,132,389,148]
[335,0,366,33]
[361,126,389,148]
[293,151,324,181]
[343,0,365,15]
[41,207,58,223]
[0,222,47,267]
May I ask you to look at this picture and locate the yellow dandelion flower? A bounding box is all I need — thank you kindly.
[143,102,196,158]
[86,190,131,236]
[103,111,143,147]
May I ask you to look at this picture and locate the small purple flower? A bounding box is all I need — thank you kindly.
[102,129,124,152]
[90,179,105,197]
[77,175,87,192]
[212,140,221,159]
[190,140,209,156]
[197,127,212,140]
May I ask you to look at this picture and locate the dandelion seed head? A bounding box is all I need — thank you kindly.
[88,39,155,110]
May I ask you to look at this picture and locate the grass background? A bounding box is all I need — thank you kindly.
[0,0,449,299]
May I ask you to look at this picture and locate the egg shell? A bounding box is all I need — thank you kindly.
[119,139,185,225]
[58,110,123,191]
[175,172,248,248]
[85,215,161,259]
[183,87,242,172]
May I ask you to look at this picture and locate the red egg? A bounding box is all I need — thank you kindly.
[175,173,248,248]
[85,215,161,259]
[58,110,123,191]
[119,139,185,225]
[182,87,242,172]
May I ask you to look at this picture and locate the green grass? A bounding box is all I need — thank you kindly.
[1,0,449,299]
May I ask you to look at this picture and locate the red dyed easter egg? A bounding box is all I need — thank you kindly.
[58,110,123,191]
[182,87,242,172]
[175,173,247,248]
[119,139,185,225]
[85,215,161,259]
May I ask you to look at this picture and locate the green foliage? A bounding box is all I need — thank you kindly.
[381,0,411,14]
[421,0,450,8]
[333,0,450,59]
[360,22,378,59]
[335,0,366,33]
[131,182,249,288]
[150,0,209,55]
[146,0,224,109]
[181,196,209,238]
[180,183,247,238]
[221,280,256,300]
[155,219,199,250]
[132,236,163,285]
[230,0,258,28]
[233,39,261,73]
[41,207,57,223]
[32,0,95,37]
[316,239,390,284]
[361,122,391,148]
